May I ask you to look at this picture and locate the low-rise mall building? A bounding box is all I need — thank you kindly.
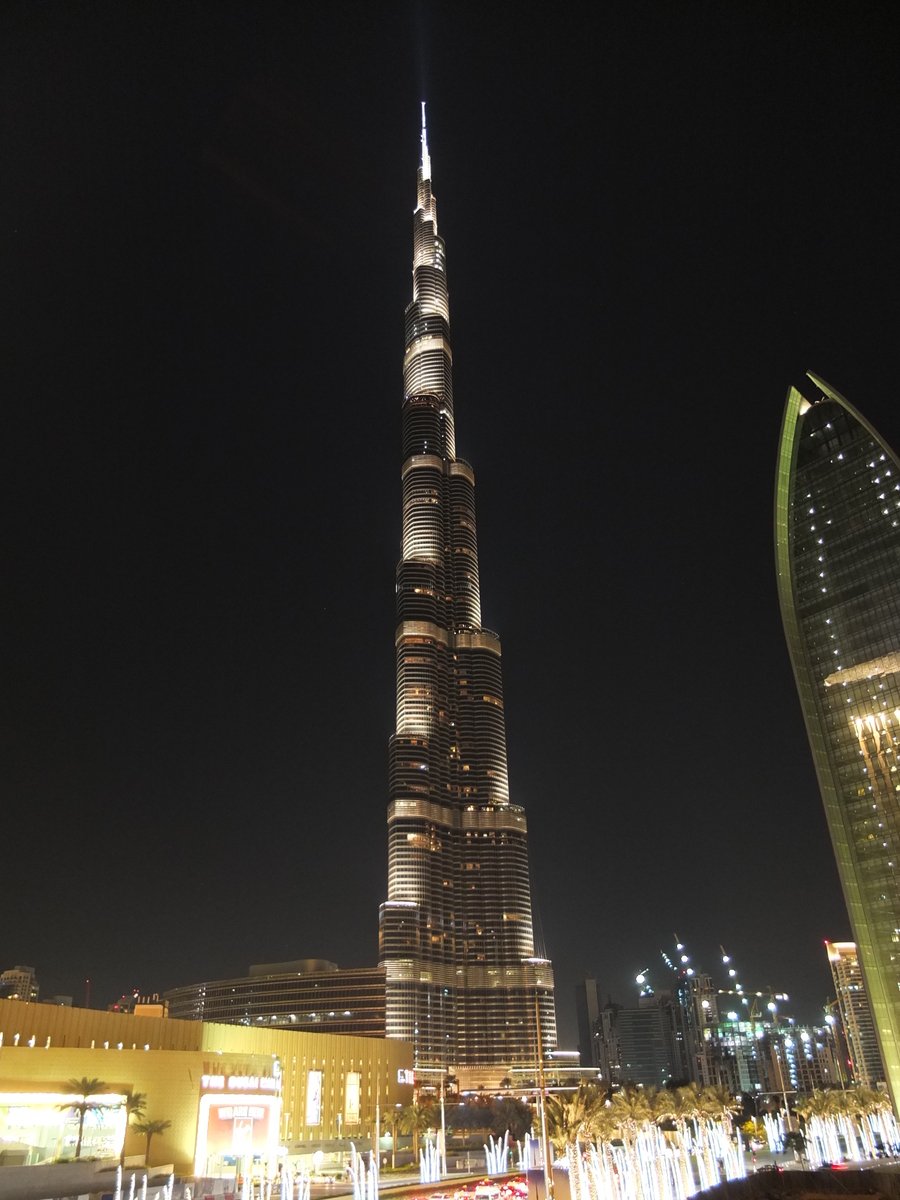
[0,998,413,1177]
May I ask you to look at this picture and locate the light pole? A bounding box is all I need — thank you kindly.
[392,1104,401,1169]
[440,1076,447,1177]
[535,991,553,1200]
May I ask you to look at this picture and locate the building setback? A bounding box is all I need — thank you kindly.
[776,373,900,1106]
[378,109,556,1084]
[827,940,887,1089]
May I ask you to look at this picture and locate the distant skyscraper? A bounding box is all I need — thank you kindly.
[826,940,886,1089]
[0,965,38,1002]
[615,996,681,1089]
[378,108,556,1084]
[575,978,602,1069]
[776,373,900,1105]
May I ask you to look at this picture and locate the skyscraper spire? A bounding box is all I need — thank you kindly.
[379,111,556,1088]
[420,101,431,181]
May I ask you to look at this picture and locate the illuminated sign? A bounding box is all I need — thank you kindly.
[345,1072,360,1124]
[194,1094,280,1175]
[397,1069,415,1085]
[305,1070,322,1126]
[200,1075,279,1092]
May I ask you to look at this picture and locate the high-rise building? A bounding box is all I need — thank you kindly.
[378,108,556,1086]
[0,965,39,1002]
[615,994,682,1089]
[575,978,602,1070]
[826,940,887,1089]
[165,960,387,1037]
[776,373,900,1105]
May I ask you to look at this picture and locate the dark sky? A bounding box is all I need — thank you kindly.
[2,2,899,1047]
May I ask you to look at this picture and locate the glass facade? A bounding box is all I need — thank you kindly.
[165,966,386,1037]
[776,373,900,1105]
[379,110,556,1079]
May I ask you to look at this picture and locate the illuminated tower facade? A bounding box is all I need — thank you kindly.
[826,941,886,1089]
[379,109,556,1082]
[776,373,900,1106]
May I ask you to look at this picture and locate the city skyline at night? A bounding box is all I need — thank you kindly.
[1,6,898,1046]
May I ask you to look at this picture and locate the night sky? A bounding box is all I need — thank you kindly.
[2,3,899,1047]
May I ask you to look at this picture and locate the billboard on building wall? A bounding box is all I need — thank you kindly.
[344,1072,360,1124]
[305,1070,322,1126]
[194,1094,281,1175]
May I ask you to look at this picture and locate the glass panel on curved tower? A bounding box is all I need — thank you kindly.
[776,373,900,1108]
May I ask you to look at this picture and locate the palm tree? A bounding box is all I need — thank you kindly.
[795,1089,831,1123]
[852,1086,889,1118]
[133,1117,171,1167]
[544,1085,603,1153]
[672,1084,702,1137]
[650,1088,676,1124]
[585,1102,618,1147]
[699,1085,741,1134]
[399,1102,434,1159]
[56,1077,107,1159]
[609,1085,652,1146]
[119,1092,146,1169]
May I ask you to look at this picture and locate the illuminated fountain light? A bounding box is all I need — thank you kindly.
[804,1116,827,1168]
[762,1113,784,1154]
[839,1114,863,1161]
[707,1121,745,1181]
[566,1125,716,1200]
[140,1174,147,1200]
[485,1131,509,1175]
[420,1139,442,1183]
[804,1109,900,1168]
[517,1127,537,1170]
[349,1143,379,1200]
[870,1108,900,1154]
[284,1166,311,1200]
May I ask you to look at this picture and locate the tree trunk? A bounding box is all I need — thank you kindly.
[145,1131,153,1166]
[76,1108,86,1159]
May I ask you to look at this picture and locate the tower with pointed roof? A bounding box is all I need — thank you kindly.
[378,109,556,1084]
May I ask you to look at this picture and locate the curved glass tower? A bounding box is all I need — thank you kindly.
[379,109,556,1082]
[776,372,900,1107]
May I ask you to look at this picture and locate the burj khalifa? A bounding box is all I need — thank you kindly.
[378,109,557,1083]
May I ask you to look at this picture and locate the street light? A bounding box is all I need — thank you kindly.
[392,1103,401,1168]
